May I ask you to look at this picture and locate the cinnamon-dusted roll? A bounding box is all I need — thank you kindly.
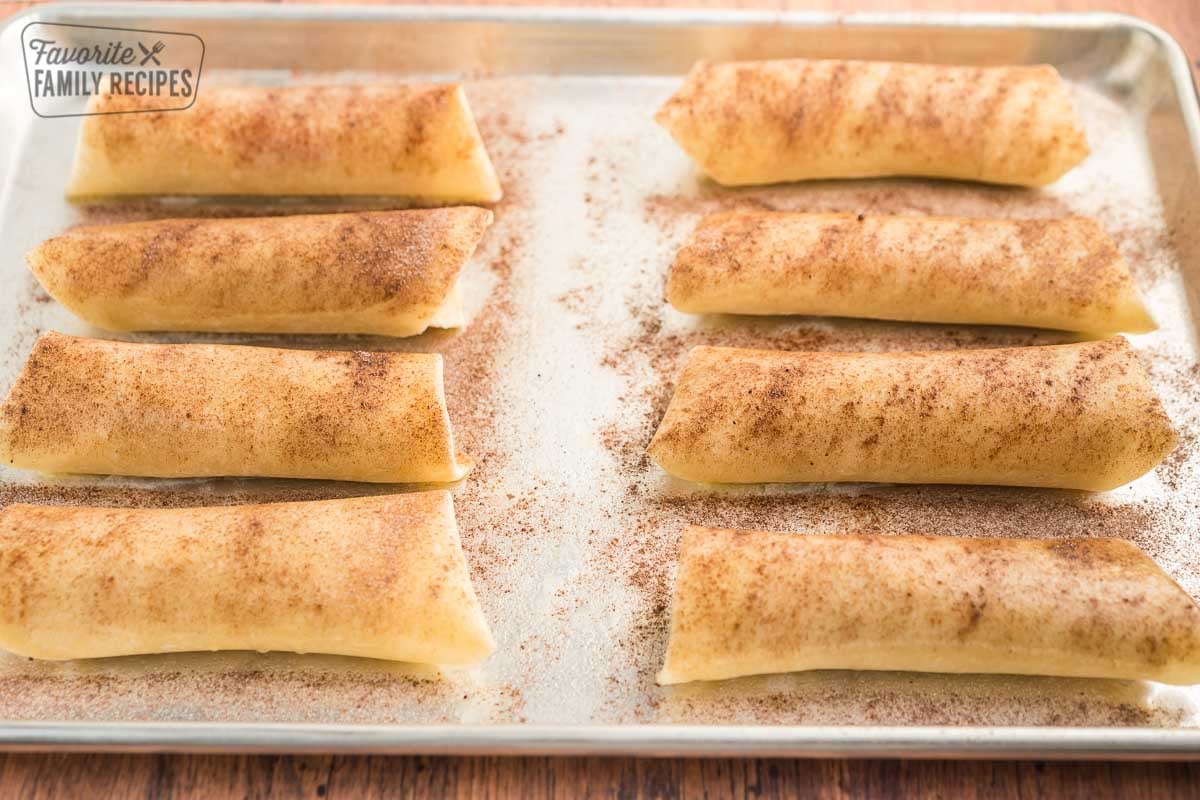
[0,333,472,483]
[0,493,494,664]
[27,208,492,337]
[667,212,1153,334]
[659,527,1200,685]
[656,59,1088,186]
[648,339,1174,490]
[68,85,502,202]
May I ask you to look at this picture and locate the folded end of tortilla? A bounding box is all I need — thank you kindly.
[450,86,503,204]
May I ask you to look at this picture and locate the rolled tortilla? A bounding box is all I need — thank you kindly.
[667,212,1154,334]
[658,527,1200,685]
[26,208,493,337]
[648,338,1174,490]
[656,59,1089,187]
[0,492,495,663]
[67,85,502,202]
[0,332,472,483]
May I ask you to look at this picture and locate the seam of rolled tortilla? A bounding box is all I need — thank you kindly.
[0,492,495,664]
[658,527,1200,685]
[426,280,467,330]
[447,85,503,204]
[430,352,474,482]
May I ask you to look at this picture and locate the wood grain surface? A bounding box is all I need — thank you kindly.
[2,0,1199,797]
[0,754,1199,799]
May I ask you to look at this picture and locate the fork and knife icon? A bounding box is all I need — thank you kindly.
[137,40,165,66]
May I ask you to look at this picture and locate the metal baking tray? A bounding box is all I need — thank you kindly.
[1,2,1199,758]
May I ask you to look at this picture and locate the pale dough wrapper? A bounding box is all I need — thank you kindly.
[655,59,1089,187]
[648,339,1174,490]
[667,212,1155,334]
[659,527,1200,685]
[26,207,493,337]
[0,493,495,664]
[0,332,472,483]
[67,85,502,202]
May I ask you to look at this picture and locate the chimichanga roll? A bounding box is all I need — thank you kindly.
[0,332,472,483]
[658,527,1200,685]
[667,212,1154,334]
[26,208,493,337]
[656,59,1089,187]
[648,338,1174,490]
[68,85,502,202]
[0,493,495,663]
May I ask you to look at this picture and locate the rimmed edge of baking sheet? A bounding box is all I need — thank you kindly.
[1,3,1199,757]
[5,722,1200,759]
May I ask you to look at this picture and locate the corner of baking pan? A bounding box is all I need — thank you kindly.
[1093,11,1200,150]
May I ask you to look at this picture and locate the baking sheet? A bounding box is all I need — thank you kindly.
[1,4,1200,756]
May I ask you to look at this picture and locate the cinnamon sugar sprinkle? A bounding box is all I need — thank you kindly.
[0,74,1198,728]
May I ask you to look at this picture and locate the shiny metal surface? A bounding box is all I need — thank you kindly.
[0,3,1198,757]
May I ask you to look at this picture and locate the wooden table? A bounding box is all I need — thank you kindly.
[2,0,1198,796]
